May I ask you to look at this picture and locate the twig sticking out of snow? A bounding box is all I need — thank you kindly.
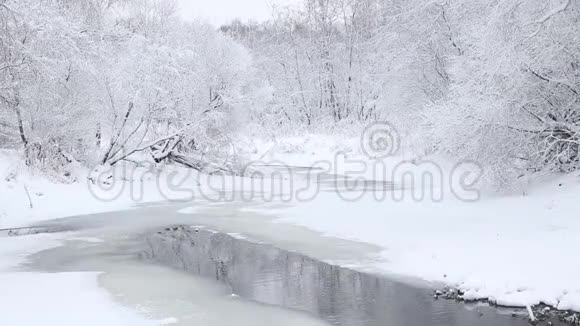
[527,305,537,323]
[23,184,33,209]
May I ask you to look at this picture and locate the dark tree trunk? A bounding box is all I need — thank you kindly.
[96,123,101,147]
[13,104,27,147]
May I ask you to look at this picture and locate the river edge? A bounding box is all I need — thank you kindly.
[434,288,580,325]
[1,213,578,326]
[142,224,567,326]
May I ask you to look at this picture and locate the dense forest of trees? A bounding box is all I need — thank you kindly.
[0,0,250,177]
[1,0,579,186]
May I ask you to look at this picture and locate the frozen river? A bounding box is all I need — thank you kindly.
[14,197,561,326]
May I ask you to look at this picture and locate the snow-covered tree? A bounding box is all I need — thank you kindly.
[1,0,253,176]
[425,0,580,184]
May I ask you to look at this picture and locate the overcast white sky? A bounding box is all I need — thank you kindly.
[177,0,300,26]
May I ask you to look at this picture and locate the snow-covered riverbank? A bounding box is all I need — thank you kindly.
[261,175,580,312]
[2,138,580,314]
[250,137,580,312]
[0,150,185,325]
[0,233,163,326]
[0,149,196,229]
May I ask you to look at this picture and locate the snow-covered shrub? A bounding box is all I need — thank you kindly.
[423,0,580,185]
[0,0,253,178]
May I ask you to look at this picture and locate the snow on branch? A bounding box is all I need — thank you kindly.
[530,0,572,36]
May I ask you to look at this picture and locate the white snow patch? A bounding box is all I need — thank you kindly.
[68,236,105,243]
[155,317,179,325]
[227,232,247,240]
[0,234,166,325]
[0,233,65,270]
[0,272,159,326]
[0,150,198,229]
[177,206,198,214]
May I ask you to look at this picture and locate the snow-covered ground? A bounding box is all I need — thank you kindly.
[0,149,196,229]
[245,136,580,312]
[0,234,163,325]
[258,175,580,311]
[1,136,580,315]
[0,150,185,326]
